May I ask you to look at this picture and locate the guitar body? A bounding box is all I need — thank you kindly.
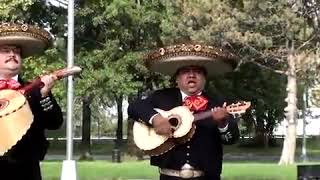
[133,106,195,156]
[133,121,196,156]
[133,122,169,151]
[133,101,251,156]
[0,90,33,155]
[0,66,82,155]
[155,106,194,138]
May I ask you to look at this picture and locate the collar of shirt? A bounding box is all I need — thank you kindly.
[0,75,18,81]
[180,90,202,101]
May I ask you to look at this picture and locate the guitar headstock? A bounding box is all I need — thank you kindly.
[226,101,251,117]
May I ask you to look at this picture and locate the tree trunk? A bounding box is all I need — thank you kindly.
[115,95,123,149]
[80,94,94,160]
[253,116,268,147]
[112,95,124,163]
[279,42,297,165]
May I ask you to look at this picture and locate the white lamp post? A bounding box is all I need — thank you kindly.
[60,0,78,179]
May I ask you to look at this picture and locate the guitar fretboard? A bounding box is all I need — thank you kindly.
[194,110,212,122]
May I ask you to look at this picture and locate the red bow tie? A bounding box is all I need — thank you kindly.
[183,95,208,112]
[0,79,21,90]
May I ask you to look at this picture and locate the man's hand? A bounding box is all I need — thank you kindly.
[152,114,173,137]
[40,74,57,97]
[211,102,229,128]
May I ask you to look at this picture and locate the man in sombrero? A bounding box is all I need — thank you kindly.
[0,22,63,180]
[128,43,240,180]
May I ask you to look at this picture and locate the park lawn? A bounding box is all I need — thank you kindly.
[222,163,296,180]
[41,161,297,180]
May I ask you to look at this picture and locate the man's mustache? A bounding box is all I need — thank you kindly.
[5,58,19,63]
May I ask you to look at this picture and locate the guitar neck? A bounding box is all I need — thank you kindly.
[19,66,82,95]
[191,101,250,122]
[193,110,212,122]
[19,78,44,95]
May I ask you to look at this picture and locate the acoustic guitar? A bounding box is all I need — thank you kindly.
[133,101,251,156]
[0,66,81,155]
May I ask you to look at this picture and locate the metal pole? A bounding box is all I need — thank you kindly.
[66,0,74,161]
[61,0,78,179]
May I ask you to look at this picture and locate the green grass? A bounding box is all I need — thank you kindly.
[41,161,300,180]
[222,163,296,180]
[42,161,157,180]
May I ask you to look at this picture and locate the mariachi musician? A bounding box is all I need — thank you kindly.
[0,22,63,180]
[128,43,240,180]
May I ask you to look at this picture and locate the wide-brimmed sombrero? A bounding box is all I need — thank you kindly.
[0,22,53,57]
[144,43,239,77]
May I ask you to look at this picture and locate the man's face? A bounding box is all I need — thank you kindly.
[0,45,22,78]
[176,66,206,95]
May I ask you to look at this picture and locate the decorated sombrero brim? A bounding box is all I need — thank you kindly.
[0,22,53,57]
[144,43,239,77]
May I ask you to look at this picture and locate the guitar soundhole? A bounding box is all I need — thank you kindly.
[169,118,179,127]
[0,99,9,110]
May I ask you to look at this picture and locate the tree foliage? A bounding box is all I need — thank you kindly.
[3,0,320,163]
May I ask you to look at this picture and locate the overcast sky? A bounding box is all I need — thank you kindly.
[46,0,67,8]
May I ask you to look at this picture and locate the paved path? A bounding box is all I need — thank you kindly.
[45,154,111,161]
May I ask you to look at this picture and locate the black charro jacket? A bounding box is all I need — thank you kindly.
[128,88,239,177]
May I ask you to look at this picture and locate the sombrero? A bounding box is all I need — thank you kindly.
[144,43,239,77]
[0,22,53,57]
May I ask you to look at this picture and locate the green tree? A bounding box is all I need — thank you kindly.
[0,0,33,20]
[73,0,169,159]
[158,0,320,164]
